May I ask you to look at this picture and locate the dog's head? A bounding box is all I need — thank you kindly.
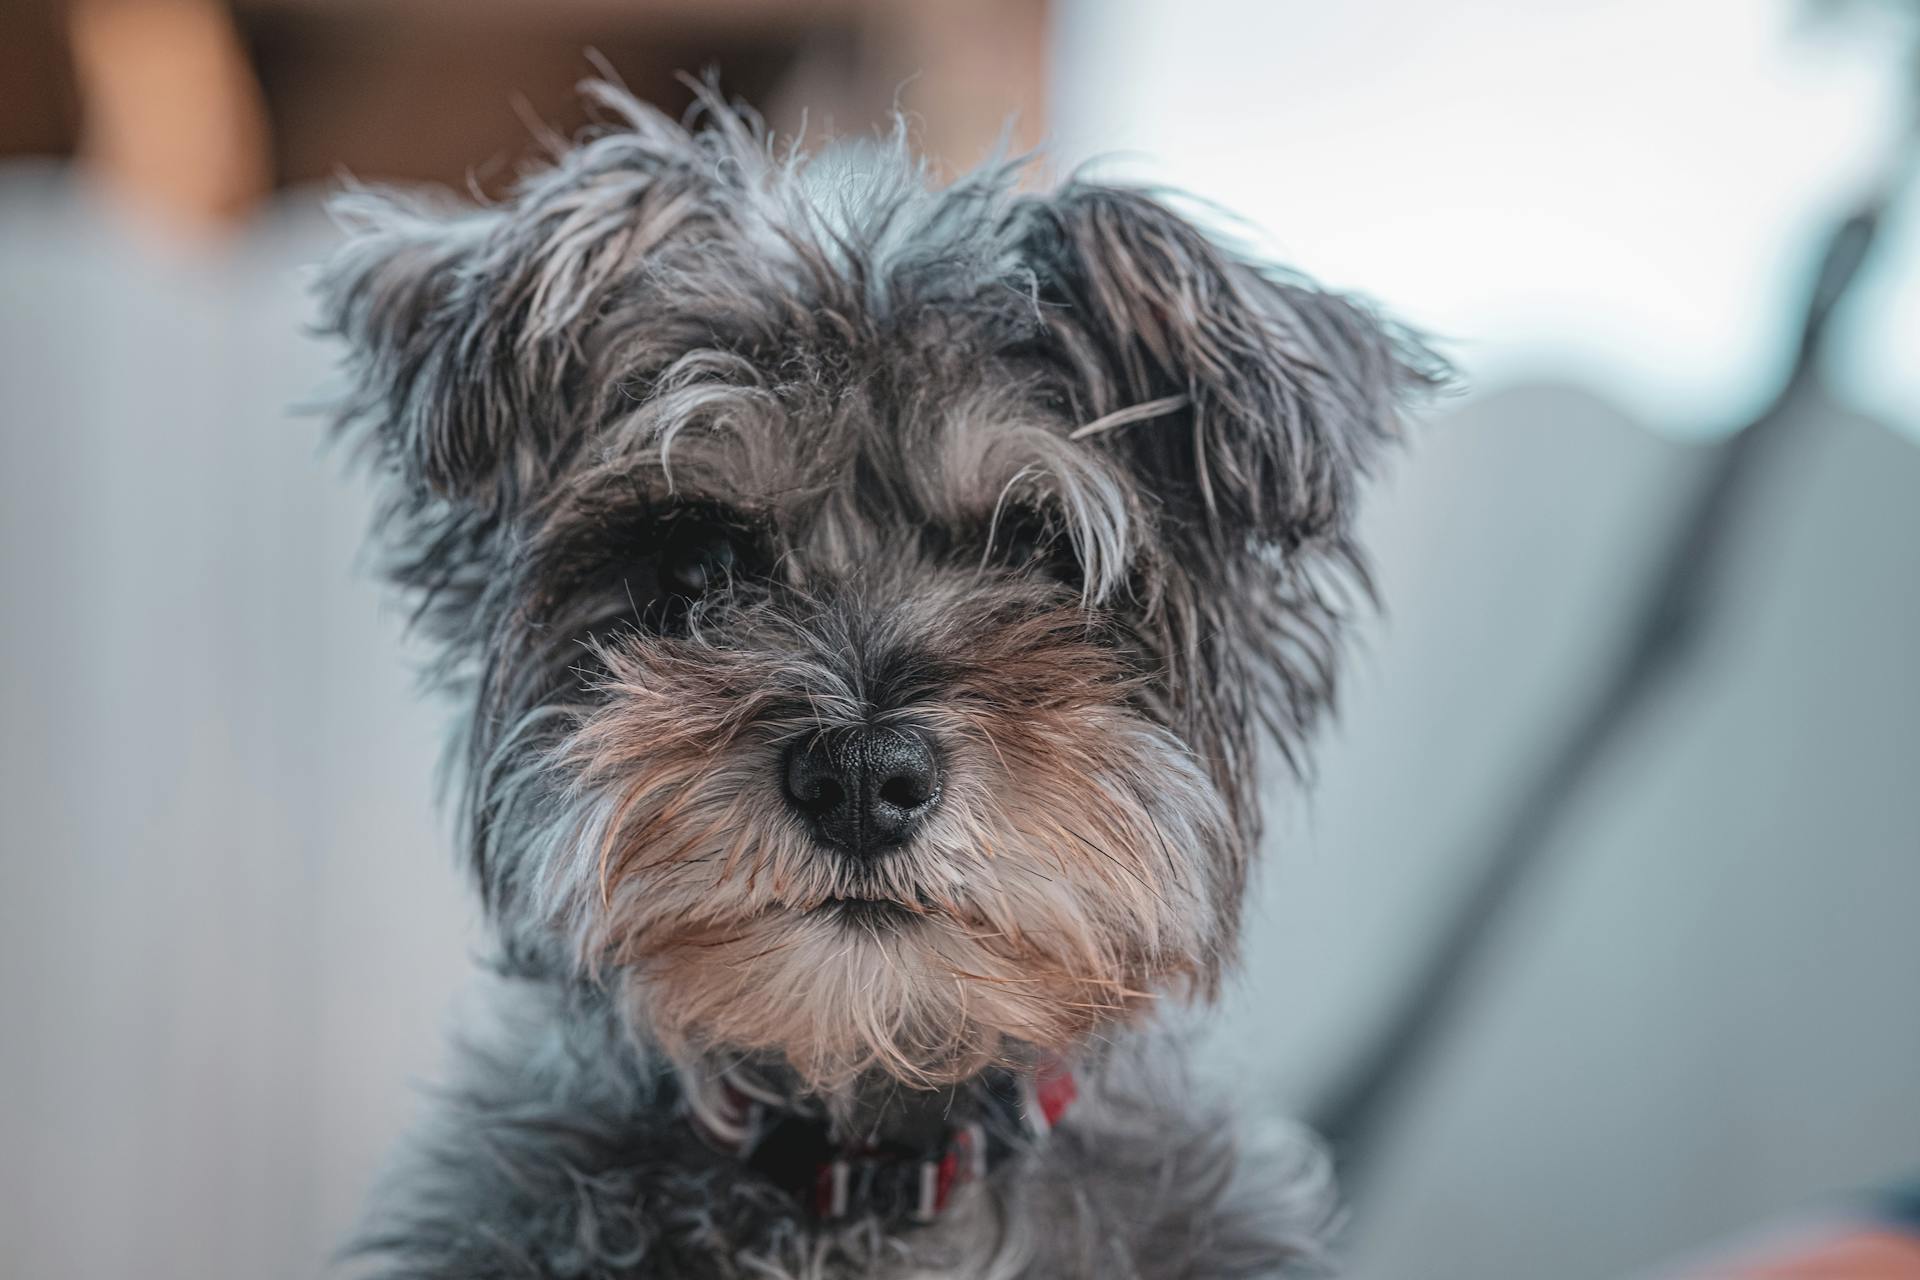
[321,84,1436,1097]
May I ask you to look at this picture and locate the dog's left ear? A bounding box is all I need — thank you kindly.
[1015,184,1440,552]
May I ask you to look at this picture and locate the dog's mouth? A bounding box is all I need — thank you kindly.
[812,895,926,930]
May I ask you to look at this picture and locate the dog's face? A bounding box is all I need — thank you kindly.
[323,86,1432,1096]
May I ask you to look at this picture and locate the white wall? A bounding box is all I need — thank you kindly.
[0,176,475,1280]
[1050,0,1919,441]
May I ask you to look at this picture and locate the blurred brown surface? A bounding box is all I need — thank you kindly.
[70,0,272,235]
[0,1,82,159]
[2,0,1051,231]
[1668,1227,1920,1278]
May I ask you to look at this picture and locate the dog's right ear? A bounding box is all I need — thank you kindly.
[319,194,510,506]
[317,81,746,518]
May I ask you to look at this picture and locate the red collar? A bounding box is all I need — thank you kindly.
[687,1065,1078,1224]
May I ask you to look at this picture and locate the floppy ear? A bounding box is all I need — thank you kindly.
[319,194,509,505]
[316,82,744,515]
[1016,184,1440,553]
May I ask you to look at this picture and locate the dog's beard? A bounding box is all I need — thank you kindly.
[533,625,1235,1097]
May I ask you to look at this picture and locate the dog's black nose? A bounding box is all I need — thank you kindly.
[783,726,941,855]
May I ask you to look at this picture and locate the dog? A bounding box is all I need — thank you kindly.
[319,80,1437,1279]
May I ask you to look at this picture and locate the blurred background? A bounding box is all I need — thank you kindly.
[2,2,1917,1277]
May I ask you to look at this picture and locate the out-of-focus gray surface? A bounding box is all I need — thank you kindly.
[1213,385,1920,1278]
[1,173,1916,1280]
[0,173,475,1280]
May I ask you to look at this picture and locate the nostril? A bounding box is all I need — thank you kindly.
[784,741,853,818]
[877,772,931,812]
[864,728,941,838]
[799,776,846,813]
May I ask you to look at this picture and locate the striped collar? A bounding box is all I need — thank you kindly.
[685,1063,1078,1224]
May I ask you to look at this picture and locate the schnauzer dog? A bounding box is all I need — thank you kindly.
[320,81,1435,1279]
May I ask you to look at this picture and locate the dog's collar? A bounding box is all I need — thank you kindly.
[685,1064,1077,1224]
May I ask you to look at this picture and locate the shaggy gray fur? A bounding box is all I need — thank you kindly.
[319,80,1438,1279]
[353,977,1341,1280]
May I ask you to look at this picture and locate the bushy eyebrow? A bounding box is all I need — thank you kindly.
[921,417,1143,607]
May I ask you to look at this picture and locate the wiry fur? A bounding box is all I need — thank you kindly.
[353,982,1340,1280]
[321,80,1438,1279]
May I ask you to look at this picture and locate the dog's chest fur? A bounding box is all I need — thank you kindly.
[352,979,1331,1280]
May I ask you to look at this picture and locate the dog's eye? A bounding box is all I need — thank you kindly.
[989,507,1081,584]
[658,519,740,600]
